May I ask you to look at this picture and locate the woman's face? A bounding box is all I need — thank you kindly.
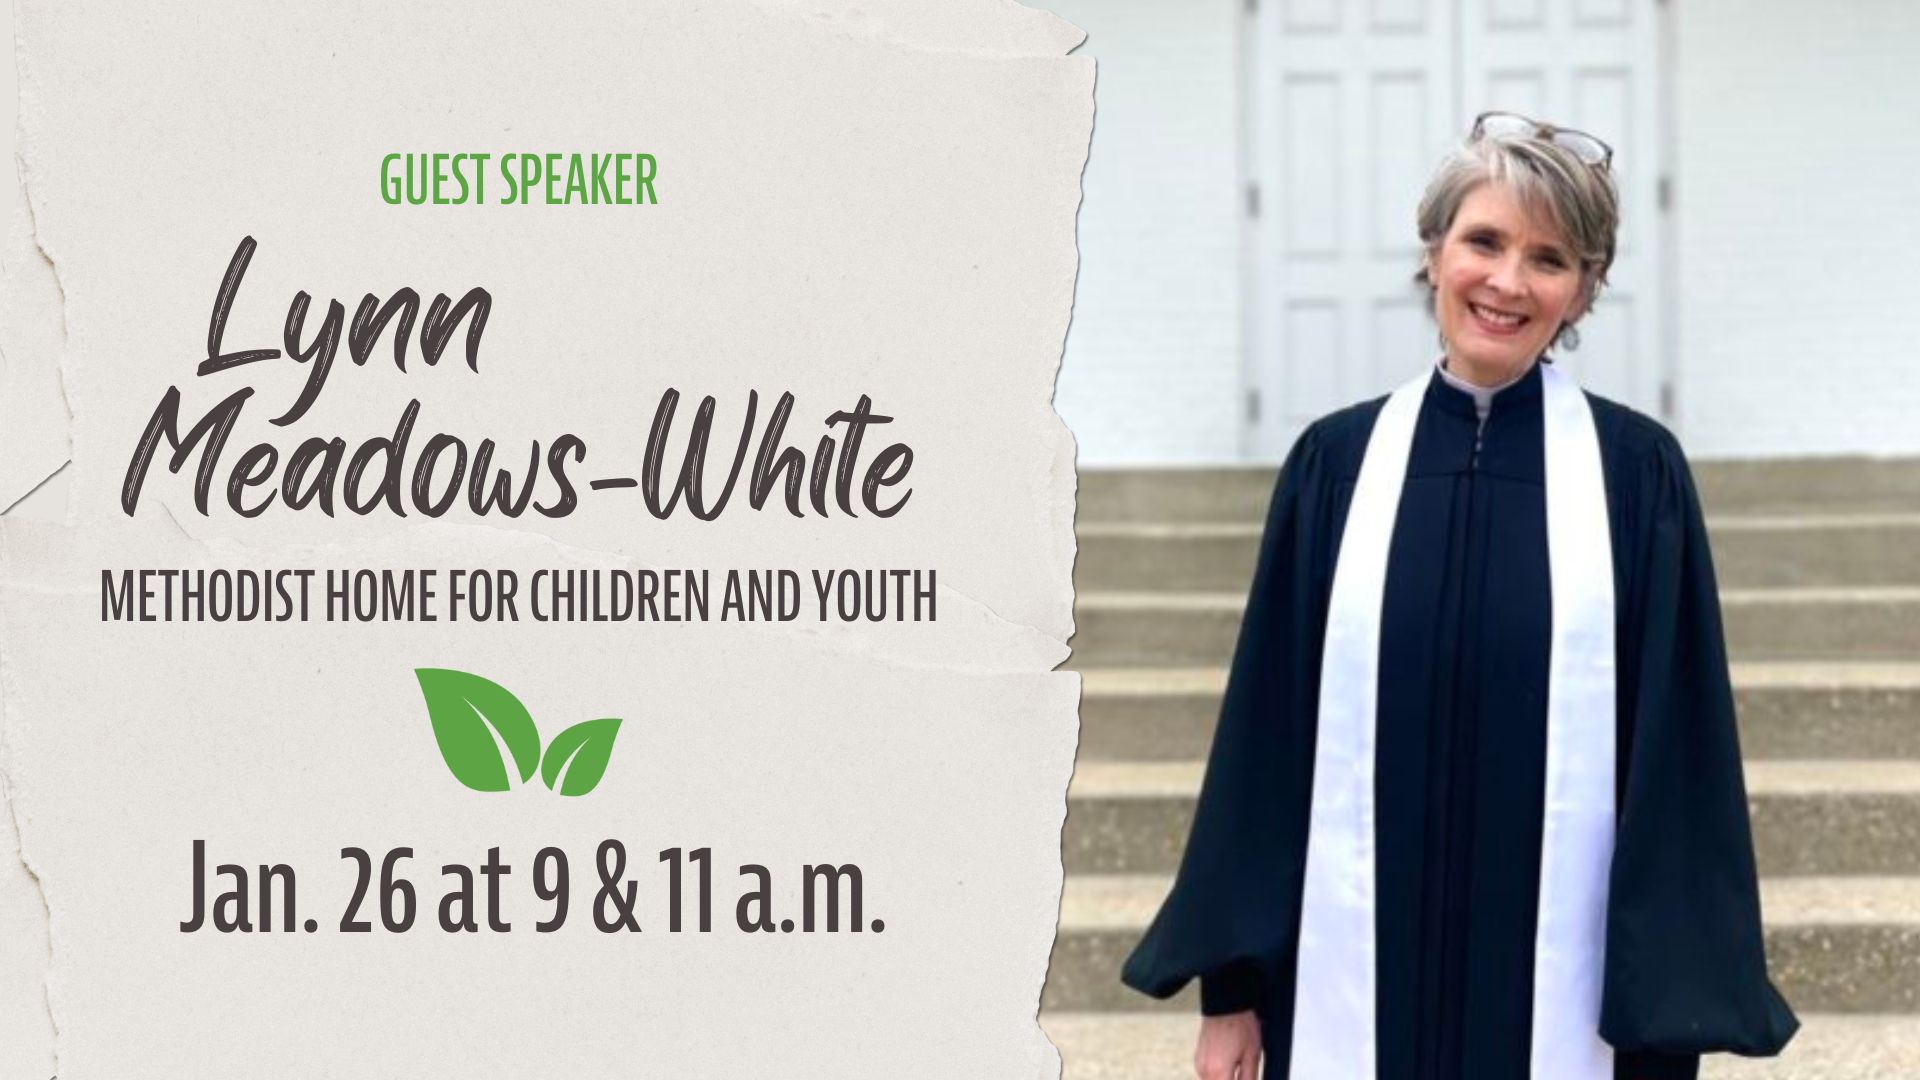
[1426,182,1588,383]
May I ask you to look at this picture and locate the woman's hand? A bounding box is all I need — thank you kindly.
[1194,1010,1262,1080]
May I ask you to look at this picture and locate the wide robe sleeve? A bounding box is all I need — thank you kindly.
[1120,419,1340,1020]
[1601,427,1800,1060]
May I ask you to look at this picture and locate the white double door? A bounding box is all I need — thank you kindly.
[1246,0,1666,458]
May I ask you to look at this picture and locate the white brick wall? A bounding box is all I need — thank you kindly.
[1048,0,1246,465]
[1674,0,1920,458]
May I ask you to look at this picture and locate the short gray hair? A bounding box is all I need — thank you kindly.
[1413,133,1620,350]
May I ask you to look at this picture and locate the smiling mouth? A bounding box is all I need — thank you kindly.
[1469,301,1529,332]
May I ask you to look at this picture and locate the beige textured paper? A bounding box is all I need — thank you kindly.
[2,2,66,1074]
[2,1,1089,1075]
[0,47,67,519]
[0,177,68,514]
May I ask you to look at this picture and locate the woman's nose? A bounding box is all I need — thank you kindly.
[1485,257,1525,296]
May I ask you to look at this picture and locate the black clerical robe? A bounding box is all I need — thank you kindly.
[1119,362,1798,1080]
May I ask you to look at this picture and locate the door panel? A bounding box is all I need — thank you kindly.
[1249,0,1457,457]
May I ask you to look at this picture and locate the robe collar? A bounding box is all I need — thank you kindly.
[1428,356,1546,423]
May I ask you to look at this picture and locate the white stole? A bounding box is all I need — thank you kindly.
[1287,362,1616,1079]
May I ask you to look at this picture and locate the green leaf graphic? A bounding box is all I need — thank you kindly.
[540,717,624,797]
[415,669,542,792]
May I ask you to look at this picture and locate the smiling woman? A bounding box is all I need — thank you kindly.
[1424,185,1589,387]
[1416,120,1620,385]
[1121,115,1799,1080]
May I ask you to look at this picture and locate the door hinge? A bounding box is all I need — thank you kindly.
[1244,0,1258,14]
[1246,181,1261,219]
[1246,387,1262,424]
[1657,174,1673,212]
[1660,379,1675,419]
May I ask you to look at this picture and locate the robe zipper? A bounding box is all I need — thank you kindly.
[1441,410,1485,1077]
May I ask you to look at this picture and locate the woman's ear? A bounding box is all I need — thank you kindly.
[1565,270,1595,323]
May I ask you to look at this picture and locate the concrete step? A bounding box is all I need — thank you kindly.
[1696,459,1920,518]
[1078,460,1920,524]
[1068,588,1920,668]
[1041,875,1920,1016]
[1076,514,1920,594]
[1061,761,1920,878]
[1079,468,1276,526]
[1040,1012,1920,1079]
[1077,663,1920,762]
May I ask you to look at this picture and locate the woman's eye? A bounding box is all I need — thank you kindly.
[1467,234,1497,251]
[1535,253,1570,270]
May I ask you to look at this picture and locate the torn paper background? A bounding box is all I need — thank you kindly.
[0,65,67,518]
[0,178,68,516]
[1,0,1089,1075]
[0,737,52,1080]
[2,0,64,1073]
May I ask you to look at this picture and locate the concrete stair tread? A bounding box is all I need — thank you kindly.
[1080,512,1920,538]
[1039,1013,1920,1079]
[1079,662,1920,696]
[1705,512,1920,532]
[1044,878,1920,1012]
[1055,874,1920,931]
[1079,523,1265,540]
[1061,760,1920,877]
[1077,461,1920,523]
[1067,760,1920,799]
[1078,592,1246,613]
[1077,515,1920,593]
[1076,586,1920,610]
[1722,587,1920,605]
[1071,593,1920,666]
[1073,663,1920,763]
[1745,761,1920,796]
[1762,878,1920,924]
[1081,668,1226,696]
